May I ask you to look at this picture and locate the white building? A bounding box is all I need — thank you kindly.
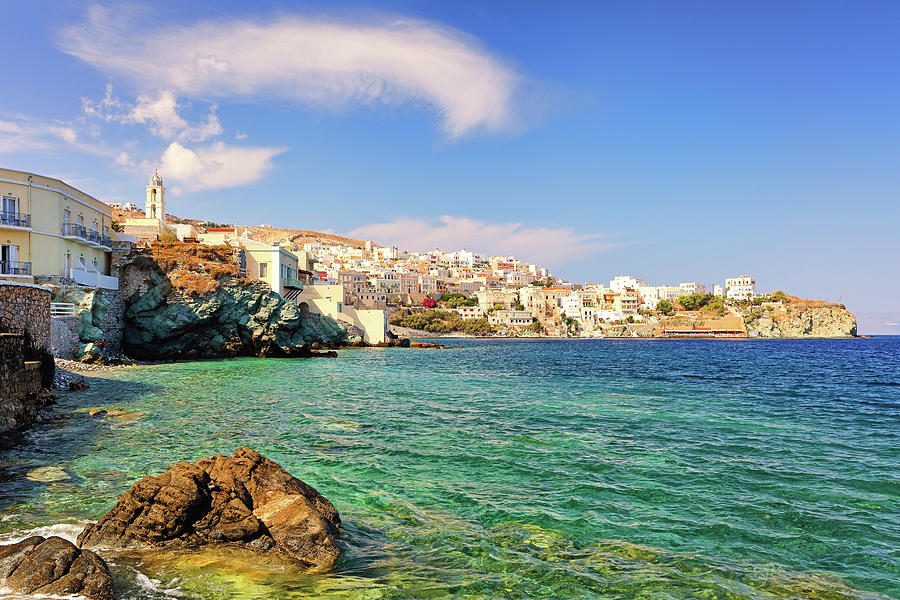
[488,310,534,328]
[558,295,582,319]
[680,282,706,295]
[610,275,646,293]
[505,271,531,287]
[713,284,724,297]
[725,275,756,301]
[453,305,485,320]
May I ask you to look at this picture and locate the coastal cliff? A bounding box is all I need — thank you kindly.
[746,299,857,338]
[118,245,346,359]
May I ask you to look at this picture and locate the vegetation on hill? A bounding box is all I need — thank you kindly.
[439,293,478,308]
[149,242,249,297]
[677,293,726,316]
[391,309,493,335]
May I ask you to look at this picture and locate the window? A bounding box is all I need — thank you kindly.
[1,196,17,216]
[259,263,268,278]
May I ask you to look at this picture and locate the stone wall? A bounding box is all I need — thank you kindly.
[0,281,51,348]
[98,289,124,355]
[0,333,46,433]
[50,315,81,359]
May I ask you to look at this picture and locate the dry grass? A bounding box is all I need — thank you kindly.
[149,242,241,297]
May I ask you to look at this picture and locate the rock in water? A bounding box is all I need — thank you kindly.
[0,536,114,600]
[78,448,342,570]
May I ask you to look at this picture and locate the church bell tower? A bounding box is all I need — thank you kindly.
[145,169,165,229]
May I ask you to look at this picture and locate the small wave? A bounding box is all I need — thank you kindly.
[130,568,184,598]
[0,584,88,599]
[0,522,86,545]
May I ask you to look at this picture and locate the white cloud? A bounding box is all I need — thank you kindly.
[349,216,622,266]
[82,86,223,142]
[154,141,286,192]
[59,6,520,138]
[0,117,82,153]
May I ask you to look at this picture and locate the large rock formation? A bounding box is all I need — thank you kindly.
[118,251,346,359]
[78,448,342,571]
[0,536,114,600]
[748,304,857,338]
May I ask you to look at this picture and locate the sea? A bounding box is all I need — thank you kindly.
[0,337,898,599]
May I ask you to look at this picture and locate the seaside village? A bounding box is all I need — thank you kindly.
[0,166,768,353]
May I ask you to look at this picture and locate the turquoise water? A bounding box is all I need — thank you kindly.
[1,338,898,599]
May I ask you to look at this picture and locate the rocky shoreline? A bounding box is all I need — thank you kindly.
[0,449,341,599]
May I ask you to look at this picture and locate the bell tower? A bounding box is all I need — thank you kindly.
[145,169,165,229]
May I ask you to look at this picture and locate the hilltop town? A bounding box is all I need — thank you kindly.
[1,168,856,352]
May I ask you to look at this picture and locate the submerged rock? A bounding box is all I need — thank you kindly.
[0,535,114,600]
[78,447,342,570]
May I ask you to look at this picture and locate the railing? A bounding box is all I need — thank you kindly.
[70,267,119,290]
[0,261,31,275]
[61,222,86,238]
[284,278,304,290]
[60,223,112,247]
[0,212,30,228]
[50,302,78,317]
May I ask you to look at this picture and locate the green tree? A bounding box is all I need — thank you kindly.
[656,299,675,315]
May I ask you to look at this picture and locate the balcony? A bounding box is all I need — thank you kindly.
[0,212,31,229]
[61,223,113,248]
[0,261,32,276]
[284,278,305,290]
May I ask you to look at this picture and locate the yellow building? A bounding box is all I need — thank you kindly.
[197,228,301,296]
[0,168,118,288]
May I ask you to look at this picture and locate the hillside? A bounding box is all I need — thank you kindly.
[112,209,367,248]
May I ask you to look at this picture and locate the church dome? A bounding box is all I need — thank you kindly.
[148,169,163,186]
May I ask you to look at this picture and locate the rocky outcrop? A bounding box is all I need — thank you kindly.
[78,448,342,571]
[119,252,346,359]
[0,536,114,600]
[46,285,122,361]
[749,305,857,338]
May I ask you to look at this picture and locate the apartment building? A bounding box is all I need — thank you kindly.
[680,282,706,295]
[488,310,534,328]
[725,275,756,301]
[453,305,485,320]
[0,168,117,288]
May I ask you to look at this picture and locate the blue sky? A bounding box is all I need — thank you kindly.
[2,1,898,333]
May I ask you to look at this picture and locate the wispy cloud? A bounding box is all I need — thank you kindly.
[82,85,222,142]
[0,116,80,153]
[349,216,623,265]
[59,6,521,138]
[150,141,287,193]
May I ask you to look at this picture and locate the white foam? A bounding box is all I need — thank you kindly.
[131,569,184,598]
[0,522,87,545]
[0,585,86,599]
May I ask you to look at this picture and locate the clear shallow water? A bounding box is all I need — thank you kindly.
[0,338,898,599]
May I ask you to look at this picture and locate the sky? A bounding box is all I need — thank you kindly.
[2,1,898,333]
